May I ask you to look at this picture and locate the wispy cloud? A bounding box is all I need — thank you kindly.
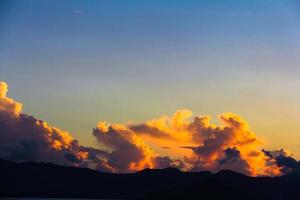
[72,9,84,15]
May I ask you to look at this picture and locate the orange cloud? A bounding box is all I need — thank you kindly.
[125,110,283,176]
[93,122,155,172]
[0,81,298,176]
[0,81,22,115]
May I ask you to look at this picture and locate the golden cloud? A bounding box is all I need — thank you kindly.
[0,81,298,176]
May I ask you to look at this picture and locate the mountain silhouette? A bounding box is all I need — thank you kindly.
[1,159,300,199]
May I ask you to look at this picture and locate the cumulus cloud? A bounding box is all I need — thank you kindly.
[0,81,22,115]
[126,110,284,175]
[183,113,273,175]
[217,147,251,175]
[93,122,155,172]
[0,81,177,173]
[0,81,113,171]
[0,81,298,176]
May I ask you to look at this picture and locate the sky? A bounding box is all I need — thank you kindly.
[1,0,300,160]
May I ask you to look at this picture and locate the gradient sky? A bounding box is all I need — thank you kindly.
[1,0,300,158]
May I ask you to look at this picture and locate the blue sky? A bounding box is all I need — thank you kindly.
[1,0,300,157]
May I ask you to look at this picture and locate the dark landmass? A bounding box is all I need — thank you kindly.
[1,159,300,199]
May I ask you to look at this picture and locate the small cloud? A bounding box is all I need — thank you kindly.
[72,10,84,15]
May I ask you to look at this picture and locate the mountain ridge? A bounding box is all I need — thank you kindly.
[1,159,299,199]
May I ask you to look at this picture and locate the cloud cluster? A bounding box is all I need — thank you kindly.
[125,110,287,175]
[0,81,179,172]
[0,81,298,176]
[0,81,108,170]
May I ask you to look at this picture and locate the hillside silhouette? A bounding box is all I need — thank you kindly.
[1,159,300,199]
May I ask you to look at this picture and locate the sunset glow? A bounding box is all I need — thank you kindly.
[1,1,300,179]
[0,81,296,176]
